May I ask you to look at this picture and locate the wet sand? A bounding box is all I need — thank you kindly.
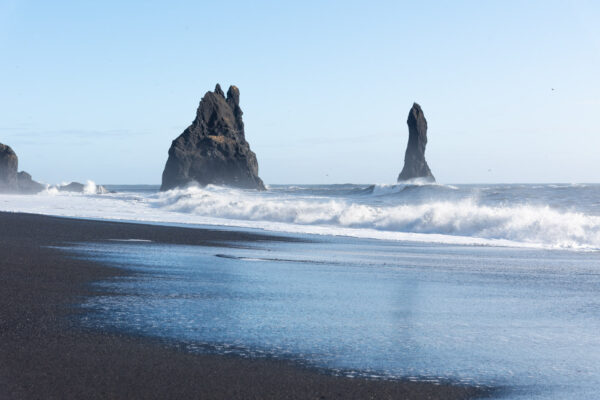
[0,211,492,399]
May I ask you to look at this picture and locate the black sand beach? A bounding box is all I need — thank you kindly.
[0,212,491,399]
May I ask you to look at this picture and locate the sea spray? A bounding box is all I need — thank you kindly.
[83,180,98,194]
[2,183,600,250]
[150,185,600,250]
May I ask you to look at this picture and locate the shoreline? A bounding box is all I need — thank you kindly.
[0,211,493,399]
[2,183,599,251]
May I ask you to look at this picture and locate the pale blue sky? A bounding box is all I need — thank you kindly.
[1,0,599,184]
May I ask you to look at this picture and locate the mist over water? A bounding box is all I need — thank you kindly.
[3,182,600,250]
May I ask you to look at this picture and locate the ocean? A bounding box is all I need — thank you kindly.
[3,182,600,250]
[2,182,600,399]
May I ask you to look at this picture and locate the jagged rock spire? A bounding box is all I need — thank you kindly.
[161,84,265,191]
[214,83,225,97]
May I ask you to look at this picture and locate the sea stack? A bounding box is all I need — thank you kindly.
[161,84,265,191]
[0,143,45,194]
[0,143,18,190]
[397,103,435,182]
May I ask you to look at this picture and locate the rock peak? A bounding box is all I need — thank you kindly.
[214,83,225,97]
[161,85,265,191]
[410,102,422,114]
[226,85,240,106]
[397,103,435,182]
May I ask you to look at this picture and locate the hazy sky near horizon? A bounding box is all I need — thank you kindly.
[1,0,599,184]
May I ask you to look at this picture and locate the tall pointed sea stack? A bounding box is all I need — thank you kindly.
[161,84,265,191]
[397,103,435,182]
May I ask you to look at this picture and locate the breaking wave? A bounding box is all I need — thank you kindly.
[151,185,600,250]
[3,182,600,250]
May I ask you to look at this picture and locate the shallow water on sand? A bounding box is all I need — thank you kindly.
[66,235,600,399]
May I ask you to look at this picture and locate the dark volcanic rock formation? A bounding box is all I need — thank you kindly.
[0,143,45,193]
[161,84,265,191]
[17,171,45,194]
[0,143,18,190]
[397,103,435,182]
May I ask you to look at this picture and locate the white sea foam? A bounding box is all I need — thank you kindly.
[151,186,600,250]
[83,180,98,194]
[45,186,59,195]
[2,183,600,250]
[369,182,458,196]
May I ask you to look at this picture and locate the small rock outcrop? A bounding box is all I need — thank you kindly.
[0,143,45,194]
[17,171,45,194]
[57,182,86,192]
[161,84,265,191]
[56,182,109,194]
[397,103,435,182]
